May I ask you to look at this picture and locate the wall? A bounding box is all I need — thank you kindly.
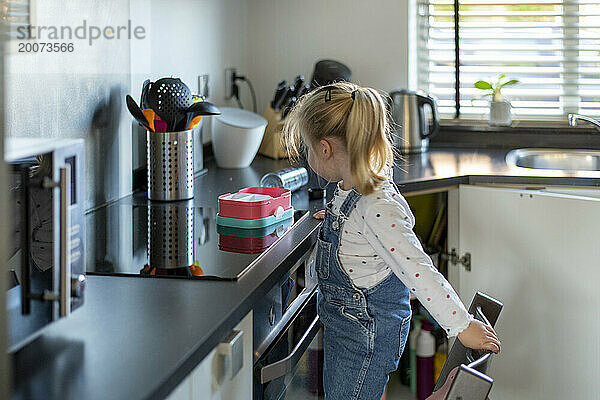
[4,0,249,209]
[5,0,133,210]
[130,0,249,169]
[245,0,413,112]
[3,0,412,208]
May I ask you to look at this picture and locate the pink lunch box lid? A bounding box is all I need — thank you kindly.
[218,186,292,220]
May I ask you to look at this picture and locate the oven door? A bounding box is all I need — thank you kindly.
[254,289,323,400]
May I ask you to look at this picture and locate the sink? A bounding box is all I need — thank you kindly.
[506,148,600,171]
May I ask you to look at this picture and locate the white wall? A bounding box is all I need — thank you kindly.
[245,0,412,112]
[5,0,133,209]
[130,0,250,170]
[129,0,412,164]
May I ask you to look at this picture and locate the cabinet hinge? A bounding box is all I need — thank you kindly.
[441,248,471,271]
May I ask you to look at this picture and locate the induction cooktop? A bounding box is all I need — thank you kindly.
[86,201,308,280]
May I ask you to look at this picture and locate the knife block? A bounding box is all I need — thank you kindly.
[258,106,289,159]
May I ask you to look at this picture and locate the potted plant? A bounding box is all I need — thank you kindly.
[474,75,519,126]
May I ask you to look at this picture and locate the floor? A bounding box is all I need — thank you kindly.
[385,371,417,400]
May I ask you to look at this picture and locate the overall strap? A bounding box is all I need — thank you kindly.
[338,188,363,219]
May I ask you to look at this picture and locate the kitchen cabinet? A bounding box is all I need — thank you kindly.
[447,185,600,399]
[166,311,253,400]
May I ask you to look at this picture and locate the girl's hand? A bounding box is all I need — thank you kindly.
[313,210,325,220]
[457,320,501,354]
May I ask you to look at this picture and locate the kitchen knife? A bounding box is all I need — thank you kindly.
[281,96,297,119]
[295,84,310,100]
[278,85,295,110]
[273,86,290,112]
[291,75,305,97]
[271,80,287,110]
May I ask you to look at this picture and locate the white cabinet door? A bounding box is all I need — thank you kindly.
[191,310,253,400]
[448,185,600,400]
[165,310,253,400]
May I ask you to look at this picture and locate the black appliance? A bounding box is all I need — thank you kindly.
[310,59,352,89]
[253,238,323,400]
[5,138,86,351]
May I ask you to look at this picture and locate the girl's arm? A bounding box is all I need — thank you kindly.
[361,197,500,352]
[361,198,472,337]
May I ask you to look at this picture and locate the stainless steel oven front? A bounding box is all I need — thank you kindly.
[5,138,86,351]
[253,245,324,400]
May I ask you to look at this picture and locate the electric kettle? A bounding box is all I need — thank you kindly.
[388,90,440,154]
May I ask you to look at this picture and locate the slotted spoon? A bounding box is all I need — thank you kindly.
[146,78,192,131]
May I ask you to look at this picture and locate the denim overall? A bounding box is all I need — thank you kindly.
[316,186,412,400]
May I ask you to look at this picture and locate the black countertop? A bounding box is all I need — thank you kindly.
[11,146,600,400]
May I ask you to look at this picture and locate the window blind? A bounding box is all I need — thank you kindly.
[416,0,600,119]
[1,0,32,39]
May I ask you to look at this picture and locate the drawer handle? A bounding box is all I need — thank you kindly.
[217,330,244,381]
[260,315,321,384]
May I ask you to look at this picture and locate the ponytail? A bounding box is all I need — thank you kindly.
[346,87,394,194]
[282,82,394,195]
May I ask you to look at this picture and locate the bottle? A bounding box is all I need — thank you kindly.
[416,320,435,400]
[434,341,448,383]
[409,319,422,396]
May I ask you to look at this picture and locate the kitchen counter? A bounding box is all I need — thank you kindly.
[392,148,600,193]
[11,146,600,400]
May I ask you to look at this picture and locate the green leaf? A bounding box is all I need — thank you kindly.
[474,80,493,90]
[498,74,506,81]
[499,79,519,88]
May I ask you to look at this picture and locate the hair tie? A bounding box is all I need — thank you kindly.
[324,87,332,102]
[351,90,358,100]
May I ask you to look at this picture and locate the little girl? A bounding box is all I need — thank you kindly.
[283,82,500,400]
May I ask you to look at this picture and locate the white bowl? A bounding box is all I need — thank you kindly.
[212,107,267,168]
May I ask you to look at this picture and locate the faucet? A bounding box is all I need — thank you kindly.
[568,114,600,131]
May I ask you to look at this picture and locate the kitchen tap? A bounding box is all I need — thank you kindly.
[568,113,600,131]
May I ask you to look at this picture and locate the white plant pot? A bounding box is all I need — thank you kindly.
[489,100,512,126]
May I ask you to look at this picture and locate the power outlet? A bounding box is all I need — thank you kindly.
[198,74,209,98]
[225,67,237,99]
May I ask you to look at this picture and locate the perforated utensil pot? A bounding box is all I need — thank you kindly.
[147,129,194,201]
[148,202,194,269]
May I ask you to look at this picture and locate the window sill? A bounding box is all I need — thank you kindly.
[433,119,600,150]
[440,119,598,135]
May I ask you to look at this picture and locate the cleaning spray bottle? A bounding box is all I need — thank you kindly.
[416,320,435,400]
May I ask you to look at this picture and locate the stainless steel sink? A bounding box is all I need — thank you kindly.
[505,148,600,171]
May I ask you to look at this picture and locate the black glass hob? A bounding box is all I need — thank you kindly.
[86,201,308,280]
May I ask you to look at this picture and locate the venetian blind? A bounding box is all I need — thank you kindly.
[416,0,600,119]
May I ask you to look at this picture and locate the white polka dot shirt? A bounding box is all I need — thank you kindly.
[329,181,473,337]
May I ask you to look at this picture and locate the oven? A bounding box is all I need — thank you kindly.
[253,244,324,400]
[5,138,86,351]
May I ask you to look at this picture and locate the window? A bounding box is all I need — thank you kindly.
[416,0,600,120]
[1,1,33,38]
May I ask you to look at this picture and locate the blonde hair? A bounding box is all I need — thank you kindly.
[282,82,394,195]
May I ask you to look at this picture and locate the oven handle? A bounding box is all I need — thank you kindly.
[260,314,321,384]
[58,166,71,317]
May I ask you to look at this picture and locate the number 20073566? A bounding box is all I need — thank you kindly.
[18,42,74,53]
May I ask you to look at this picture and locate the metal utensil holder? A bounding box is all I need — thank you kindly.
[148,202,194,269]
[147,129,194,201]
